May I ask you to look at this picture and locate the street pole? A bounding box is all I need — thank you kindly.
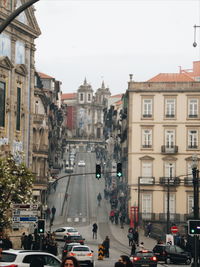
[167,163,172,234]
[192,154,199,267]
[0,0,40,33]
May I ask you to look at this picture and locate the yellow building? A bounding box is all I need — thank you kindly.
[127,72,200,227]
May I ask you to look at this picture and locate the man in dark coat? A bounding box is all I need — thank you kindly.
[102,236,110,258]
[92,223,98,239]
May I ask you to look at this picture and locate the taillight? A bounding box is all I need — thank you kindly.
[2,265,18,267]
[63,250,67,253]
[68,252,76,256]
[150,256,157,261]
[86,253,93,256]
[133,257,141,261]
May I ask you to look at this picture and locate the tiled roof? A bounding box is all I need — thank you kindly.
[38,72,54,79]
[110,94,123,98]
[148,73,195,82]
[61,93,77,100]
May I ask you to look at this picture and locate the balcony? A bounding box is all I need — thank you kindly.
[34,175,48,186]
[159,177,181,186]
[33,114,45,124]
[165,114,175,118]
[142,114,152,118]
[184,176,193,186]
[161,145,178,154]
[188,114,198,118]
[142,144,152,149]
[33,144,48,155]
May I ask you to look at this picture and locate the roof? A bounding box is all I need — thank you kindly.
[148,73,195,82]
[61,93,77,100]
[110,94,123,98]
[38,72,54,79]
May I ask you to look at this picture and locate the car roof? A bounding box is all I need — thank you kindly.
[2,250,58,255]
[72,245,89,249]
[57,227,75,230]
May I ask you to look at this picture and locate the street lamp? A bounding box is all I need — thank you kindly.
[192,154,199,267]
[167,163,173,234]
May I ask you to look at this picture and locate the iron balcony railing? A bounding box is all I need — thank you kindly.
[161,145,178,154]
[159,177,181,186]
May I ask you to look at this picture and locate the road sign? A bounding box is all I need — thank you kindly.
[171,225,178,234]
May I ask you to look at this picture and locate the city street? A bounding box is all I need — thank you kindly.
[47,150,190,267]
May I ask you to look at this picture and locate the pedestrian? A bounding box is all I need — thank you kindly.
[133,229,139,245]
[21,232,26,248]
[102,236,110,258]
[27,234,33,249]
[97,193,102,206]
[51,206,56,222]
[92,222,98,239]
[60,256,80,267]
[46,207,51,220]
[131,240,136,256]
[110,210,115,223]
[146,222,152,237]
[30,257,44,267]
[127,231,134,246]
[118,255,133,267]
[4,235,13,249]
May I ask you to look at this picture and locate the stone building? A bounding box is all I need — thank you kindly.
[127,71,200,230]
[0,1,40,165]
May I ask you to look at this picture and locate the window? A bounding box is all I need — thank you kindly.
[0,82,6,127]
[165,194,175,219]
[165,130,175,148]
[88,94,91,101]
[188,130,198,148]
[79,93,83,101]
[16,87,21,131]
[142,129,152,148]
[143,99,152,117]
[142,162,152,177]
[0,33,11,58]
[188,195,193,214]
[142,194,152,219]
[165,98,175,117]
[164,162,175,178]
[15,40,25,64]
[188,99,198,118]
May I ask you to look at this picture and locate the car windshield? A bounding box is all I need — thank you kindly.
[73,247,89,251]
[136,252,154,257]
[0,252,17,262]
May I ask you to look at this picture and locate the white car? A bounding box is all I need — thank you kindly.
[78,160,85,167]
[54,227,80,241]
[67,245,94,267]
[0,250,61,266]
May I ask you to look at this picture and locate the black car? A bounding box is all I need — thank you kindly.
[64,235,85,245]
[132,250,157,267]
[153,244,192,264]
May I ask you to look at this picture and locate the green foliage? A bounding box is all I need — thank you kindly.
[0,154,34,229]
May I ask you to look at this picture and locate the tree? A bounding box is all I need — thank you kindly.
[0,154,34,229]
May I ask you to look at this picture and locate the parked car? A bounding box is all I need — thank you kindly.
[64,235,85,245]
[62,242,81,260]
[131,250,157,267]
[78,160,85,167]
[152,244,192,264]
[0,250,61,267]
[67,245,94,267]
[54,227,79,241]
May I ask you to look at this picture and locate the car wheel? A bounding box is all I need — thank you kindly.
[165,258,171,264]
[185,258,191,265]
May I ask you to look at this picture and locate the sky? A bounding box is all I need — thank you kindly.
[34,0,200,95]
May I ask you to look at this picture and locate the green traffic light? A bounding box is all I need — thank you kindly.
[117,172,122,177]
[191,229,195,233]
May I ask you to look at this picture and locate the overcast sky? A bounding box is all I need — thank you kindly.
[34,0,200,95]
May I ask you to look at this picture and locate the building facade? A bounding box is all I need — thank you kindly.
[127,74,200,229]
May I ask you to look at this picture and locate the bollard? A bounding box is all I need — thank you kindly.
[98,244,104,260]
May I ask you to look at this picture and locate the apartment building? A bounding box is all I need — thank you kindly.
[127,73,200,226]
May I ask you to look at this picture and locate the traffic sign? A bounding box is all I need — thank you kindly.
[171,225,178,234]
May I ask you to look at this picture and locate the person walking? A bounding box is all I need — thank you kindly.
[97,193,102,206]
[51,206,56,221]
[102,236,110,258]
[131,240,136,256]
[92,223,98,239]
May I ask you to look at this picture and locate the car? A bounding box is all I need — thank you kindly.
[152,244,192,264]
[0,249,61,267]
[78,160,85,167]
[131,250,157,267]
[54,227,79,241]
[64,235,85,245]
[67,245,94,267]
[62,242,81,260]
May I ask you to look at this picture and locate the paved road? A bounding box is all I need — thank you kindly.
[47,151,190,267]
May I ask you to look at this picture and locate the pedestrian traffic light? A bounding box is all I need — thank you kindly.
[188,220,200,235]
[117,163,122,177]
[96,164,101,179]
[37,219,45,234]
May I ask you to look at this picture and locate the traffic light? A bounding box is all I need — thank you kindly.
[96,164,101,179]
[37,219,45,234]
[117,163,122,177]
[188,220,200,235]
